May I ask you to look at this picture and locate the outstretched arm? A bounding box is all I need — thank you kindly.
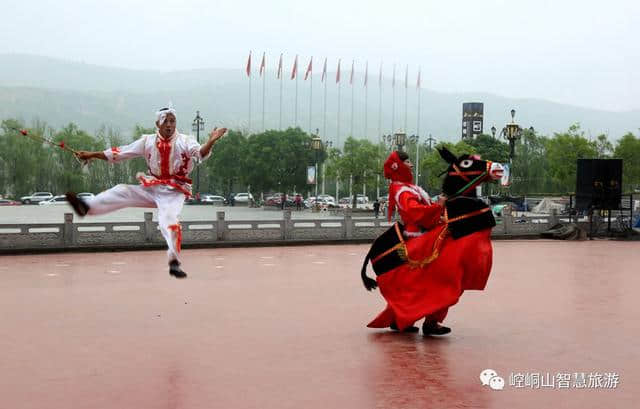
[199,127,227,159]
[77,137,146,163]
[75,151,107,161]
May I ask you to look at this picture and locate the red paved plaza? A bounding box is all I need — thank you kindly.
[0,241,637,408]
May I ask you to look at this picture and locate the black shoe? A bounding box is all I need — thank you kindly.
[422,321,451,336]
[390,322,420,333]
[65,192,89,217]
[169,260,187,279]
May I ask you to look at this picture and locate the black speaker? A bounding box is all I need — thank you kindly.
[575,159,622,210]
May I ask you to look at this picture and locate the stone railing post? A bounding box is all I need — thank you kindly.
[283,210,292,240]
[344,207,353,239]
[502,213,513,234]
[144,212,154,242]
[216,211,226,241]
[550,209,559,226]
[63,213,74,246]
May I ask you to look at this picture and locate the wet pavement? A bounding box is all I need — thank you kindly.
[0,240,638,408]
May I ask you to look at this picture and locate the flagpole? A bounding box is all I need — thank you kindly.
[404,65,408,133]
[279,54,283,130]
[323,59,327,140]
[377,61,382,200]
[350,60,355,138]
[248,51,252,134]
[262,54,266,132]
[378,61,382,141]
[364,61,368,141]
[417,69,421,138]
[337,82,341,147]
[309,57,313,135]
[337,59,341,148]
[295,69,299,128]
[391,64,396,134]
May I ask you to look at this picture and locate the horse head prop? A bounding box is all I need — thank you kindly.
[437,147,504,199]
[437,147,504,239]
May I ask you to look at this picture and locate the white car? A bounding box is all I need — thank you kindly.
[233,193,254,203]
[201,194,226,205]
[78,192,95,200]
[21,192,53,204]
[39,195,69,205]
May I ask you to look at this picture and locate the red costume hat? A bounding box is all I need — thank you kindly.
[384,151,414,221]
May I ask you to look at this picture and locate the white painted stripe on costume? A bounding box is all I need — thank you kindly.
[394,184,432,211]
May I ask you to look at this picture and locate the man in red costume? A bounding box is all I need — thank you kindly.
[368,150,451,335]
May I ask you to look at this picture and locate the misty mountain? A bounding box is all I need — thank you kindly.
[0,54,637,142]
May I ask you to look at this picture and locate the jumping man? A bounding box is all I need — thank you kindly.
[66,106,226,279]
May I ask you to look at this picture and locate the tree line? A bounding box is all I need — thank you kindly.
[1,118,638,200]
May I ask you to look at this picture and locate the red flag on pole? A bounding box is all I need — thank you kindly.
[277,53,283,79]
[364,61,368,87]
[392,64,396,88]
[291,55,298,80]
[246,51,252,77]
[336,59,341,83]
[321,57,327,82]
[259,52,266,77]
[304,56,313,80]
[349,60,355,85]
[417,67,421,89]
[404,65,408,89]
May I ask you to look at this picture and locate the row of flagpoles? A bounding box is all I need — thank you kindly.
[245,52,424,148]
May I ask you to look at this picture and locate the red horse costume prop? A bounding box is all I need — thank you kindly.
[361,148,504,335]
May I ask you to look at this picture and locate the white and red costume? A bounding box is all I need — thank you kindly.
[85,113,209,263]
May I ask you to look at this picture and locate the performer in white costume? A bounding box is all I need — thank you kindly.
[66,106,227,278]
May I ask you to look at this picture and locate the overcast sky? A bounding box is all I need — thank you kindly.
[2,0,638,111]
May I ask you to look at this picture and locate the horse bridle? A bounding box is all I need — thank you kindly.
[447,161,492,198]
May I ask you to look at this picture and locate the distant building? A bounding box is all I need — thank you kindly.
[462,102,484,139]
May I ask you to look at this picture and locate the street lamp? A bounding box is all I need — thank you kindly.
[321,140,332,195]
[501,109,523,163]
[382,131,407,151]
[192,111,205,198]
[394,131,406,150]
[408,134,420,183]
[311,134,322,199]
[490,125,497,138]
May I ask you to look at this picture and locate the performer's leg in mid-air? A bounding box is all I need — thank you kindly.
[66,185,188,278]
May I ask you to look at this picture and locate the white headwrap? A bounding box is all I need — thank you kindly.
[155,104,177,126]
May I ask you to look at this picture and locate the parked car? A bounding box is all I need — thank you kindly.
[317,194,336,203]
[201,194,226,205]
[39,195,69,205]
[21,192,53,204]
[78,192,95,200]
[233,193,254,203]
[0,199,20,206]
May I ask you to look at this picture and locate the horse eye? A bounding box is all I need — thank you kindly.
[460,159,473,168]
